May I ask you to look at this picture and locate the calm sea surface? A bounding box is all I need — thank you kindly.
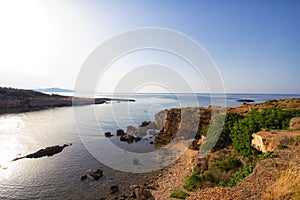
[0,93,299,199]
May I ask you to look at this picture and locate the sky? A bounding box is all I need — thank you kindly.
[0,0,299,94]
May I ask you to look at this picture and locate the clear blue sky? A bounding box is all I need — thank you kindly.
[0,0,299,93]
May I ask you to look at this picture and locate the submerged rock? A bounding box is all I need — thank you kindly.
[110,185,120,194]
[89,168,103,180]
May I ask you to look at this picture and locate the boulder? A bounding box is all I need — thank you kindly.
[188,139,199,150]
[127,126,137,135]
[116,129,125,136]
[120,134,135,143]
[134,186,154,200]
[140,121,151,127]
[110,185,119,194]
[89,168,103,180]
[104,132,113,137]
[251,132,274,153]
[81,175,87,181]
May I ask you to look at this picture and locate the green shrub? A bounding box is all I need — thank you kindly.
[217,156,242,171]
[229,108,300,157]
[258,151,275,160]
[170,190,190,199]
[226,162,254,187]
[183,174,201,191]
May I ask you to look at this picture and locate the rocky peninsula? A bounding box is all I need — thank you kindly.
[0,87,134,114]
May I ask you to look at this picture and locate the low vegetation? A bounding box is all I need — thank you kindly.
[183,107,300,192]
[170,189,190,199]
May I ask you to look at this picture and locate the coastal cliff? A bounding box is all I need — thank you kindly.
[151,98,300,200]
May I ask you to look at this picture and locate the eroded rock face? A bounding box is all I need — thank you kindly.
[252,130,300,153]
[154,106,224,147]
[252,132,274,153]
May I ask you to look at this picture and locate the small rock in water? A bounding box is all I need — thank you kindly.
[120,134,135,143]
[104,132,113,137]
[116,129,125,136]
[140,121,151,127]
[89,168,103,180]
[133,158,139,165]
[110,185,120,194]
[80,175,87,181]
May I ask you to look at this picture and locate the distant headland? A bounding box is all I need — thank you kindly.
[0,87,135,114]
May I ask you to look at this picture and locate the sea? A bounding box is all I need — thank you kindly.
[0,93,299,199]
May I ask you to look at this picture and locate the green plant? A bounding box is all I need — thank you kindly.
[277,144,288,150]
[217,156,242,171]
[229,108,300,157]
[226,162,254,187]
[258,151,275,160]
[170,190,190,199]
[183,174,201,191]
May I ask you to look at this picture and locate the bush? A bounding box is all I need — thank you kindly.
[229,108,300,157]
[170,190,190,199]
[183,173,201,191]
[217,156,242,171]
[226,162,254,187]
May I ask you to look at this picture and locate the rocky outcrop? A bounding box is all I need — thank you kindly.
[130,185,155,200]
[252,130,300,153]
[116,129,125,136]
[12,144,71,161]
[120,134,135,143]
[236,99,255,103]
[154,106,224,147]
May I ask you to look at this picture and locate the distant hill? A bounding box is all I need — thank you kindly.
[35,87,73,93]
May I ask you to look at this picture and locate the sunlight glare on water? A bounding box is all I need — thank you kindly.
[0,116,25,171]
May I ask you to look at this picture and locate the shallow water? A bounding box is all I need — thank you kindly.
[0,93,299,199]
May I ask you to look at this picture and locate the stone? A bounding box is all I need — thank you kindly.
[89,168,103,180]
[116,129,125,136]
[134,186,154,200]
[120,134,135,143]
[81,175,87,181]
[104,132,113,137]
[110,185,119,194]
[140,121,151,127]
[188,139,199,150]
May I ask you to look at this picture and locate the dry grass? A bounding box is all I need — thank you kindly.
[263,164,300,200]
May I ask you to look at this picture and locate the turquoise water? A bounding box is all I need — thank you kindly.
[0,93,299,199]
